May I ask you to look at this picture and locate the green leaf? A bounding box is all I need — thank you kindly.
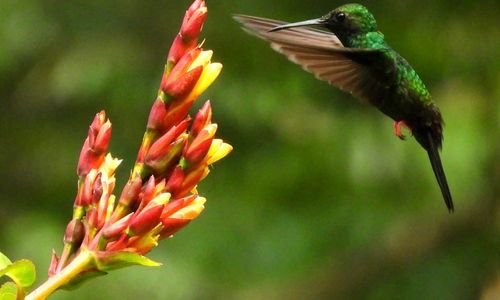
[0,282,17,300]
[0,253,12,270]
[62,270,108,291]
[95,251,161,272]
[0,259,36,289]
[60,250,160,290]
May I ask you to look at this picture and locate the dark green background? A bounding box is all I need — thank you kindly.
[1,0,499,299]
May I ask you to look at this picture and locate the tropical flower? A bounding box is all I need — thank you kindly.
[26,1,231,299]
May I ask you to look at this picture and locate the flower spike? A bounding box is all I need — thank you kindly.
[28,2,231,298]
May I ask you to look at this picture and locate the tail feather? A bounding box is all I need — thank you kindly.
[424,131,454,212]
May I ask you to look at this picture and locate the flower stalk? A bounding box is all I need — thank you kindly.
[27,250,94,300]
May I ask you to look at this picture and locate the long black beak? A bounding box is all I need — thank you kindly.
[268,18,325,32]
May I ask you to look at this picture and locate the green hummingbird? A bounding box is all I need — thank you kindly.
[234,3,454,212]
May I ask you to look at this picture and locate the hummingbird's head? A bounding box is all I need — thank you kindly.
[322,4,378,35]
[269,3,377,37]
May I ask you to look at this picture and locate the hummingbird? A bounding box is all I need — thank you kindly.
[234,3,454,212]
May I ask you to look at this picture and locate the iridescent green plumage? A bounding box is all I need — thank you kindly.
[235,3,454,212]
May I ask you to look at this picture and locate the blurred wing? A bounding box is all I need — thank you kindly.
[233,15,396,104]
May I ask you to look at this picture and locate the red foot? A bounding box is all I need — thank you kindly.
[393,120,412,140]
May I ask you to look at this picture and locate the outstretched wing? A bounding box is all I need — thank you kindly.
[233,15,397,105]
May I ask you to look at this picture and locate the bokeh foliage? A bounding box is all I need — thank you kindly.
[0,0,498,299]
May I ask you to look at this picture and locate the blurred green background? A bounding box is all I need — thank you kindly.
[1,0,499,299]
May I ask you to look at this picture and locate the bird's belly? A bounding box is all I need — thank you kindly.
[377,90,429,126]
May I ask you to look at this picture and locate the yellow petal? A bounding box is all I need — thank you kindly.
[170,197,206,220]
[190,62,222,97]
[106,195,116,221]
[206,139,222,157]
[188,50,213,72]
[206,142,233,165]
[100,153,122,176]
[150,192,171,206]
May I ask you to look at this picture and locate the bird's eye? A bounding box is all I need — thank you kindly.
[334,12,346,22]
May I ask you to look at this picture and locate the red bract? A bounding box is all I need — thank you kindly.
[167,36,198,69]
[140,176,166,208]
[118,177,143,208]
[190,101,212,137]
[63,219,85,246]
[147,98,168,131]
[162,194,197,217]
[160,218,191,238]
[144,118,190,165]
[48,250,59,277]
[77,111,111,177]
[160,196,205,238]
[102,214,133,240]
[177,166,208,198]
[166,166,185,196]
[162,66,203,99]
[167,0,207,66]
[129,202,165,236]
[162,47,202,92]
[145,137,187,175]
[183,123,217,167]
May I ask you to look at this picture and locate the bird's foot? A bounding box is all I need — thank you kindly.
[393,120,412,140]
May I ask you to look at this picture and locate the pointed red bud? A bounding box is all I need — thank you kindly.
[126,235,158,255]
[87,112,111,152]
[167,35,198,67]
[117,177,143,209]
[129,204,165,236]
[163,98,194,129]
[137,178,166,214]
[88,111,106,145]
[105,234,129,252]
[145,137,186,175]
[160,218,191,238]
[145,118,190,162]
[64,219,85,246]
[77,140,102,177]
[79,172,96,207]
[48,250,59,277]
[162,66,203,99]
[186,0,205,17]
[102,213,133,239]
[141,176,157,204]
[160,196,206,238]
[161,194,197,218]
[181,7,207,40]
[147,98,168,131]
[129,193,170,236]
[92,121,112,153]
[167,1,206,66]
[77,111,112,176]
[164,47,201,88]
[184,124,217,166]
[190,101,212,137]
[166,166,185,196]
[177,166,209,197]
[184,138,212,166]
[91,173,103,205]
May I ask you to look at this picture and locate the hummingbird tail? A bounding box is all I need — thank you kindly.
[423,130,454,213]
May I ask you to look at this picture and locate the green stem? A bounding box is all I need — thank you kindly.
[25,250,94,300]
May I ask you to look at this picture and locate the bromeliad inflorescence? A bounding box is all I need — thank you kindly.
[26,1,231,299]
